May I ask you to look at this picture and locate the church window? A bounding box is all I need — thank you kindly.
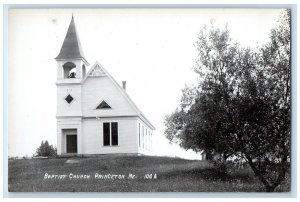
[96,100,111,109]
[150,132,152,151]
[82,64,86,77]
[142,126,144,148]
[103,123,110,146]
[139,123,141,147]
[65,94,74,104]
[103,122,118,146]
[111,122,118,145]
[146,129,148,150]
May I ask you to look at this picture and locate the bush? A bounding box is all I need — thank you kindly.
[36,140,57,157]
[22,155,30,160]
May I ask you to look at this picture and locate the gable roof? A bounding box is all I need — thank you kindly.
[82,61,155,130]
[55,16,89,65]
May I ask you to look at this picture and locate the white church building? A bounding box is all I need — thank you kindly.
[55,16,155,156]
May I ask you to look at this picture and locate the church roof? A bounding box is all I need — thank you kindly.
[55,16,88,64]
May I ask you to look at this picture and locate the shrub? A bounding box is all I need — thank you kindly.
[22,155,30,160]
[36,140,57,157]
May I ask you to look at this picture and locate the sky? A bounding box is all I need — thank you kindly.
[8,8,284,159]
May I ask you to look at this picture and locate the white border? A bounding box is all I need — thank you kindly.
[2,1,299,201]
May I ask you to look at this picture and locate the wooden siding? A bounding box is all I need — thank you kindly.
[82,117,138,154]
[56,85,82,117]
[82,76,138,117]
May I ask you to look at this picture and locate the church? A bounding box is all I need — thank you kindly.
[55,16,155,156]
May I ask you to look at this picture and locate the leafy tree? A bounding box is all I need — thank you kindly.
[36,140,57,157]
[164,11,290,192]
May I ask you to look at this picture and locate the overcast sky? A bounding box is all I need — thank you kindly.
[8,8,283,159]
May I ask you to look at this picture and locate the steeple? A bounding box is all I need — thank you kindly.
[55,15,89,65]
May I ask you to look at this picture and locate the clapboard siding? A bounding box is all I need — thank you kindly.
[82,117,138,154]
[57,85,82,117]
[82,77,137,117]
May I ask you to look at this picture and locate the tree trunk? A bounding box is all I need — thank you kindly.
[246,156,274,192]
[246,154,288,192]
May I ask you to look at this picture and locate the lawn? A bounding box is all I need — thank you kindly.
[8,155,290,192]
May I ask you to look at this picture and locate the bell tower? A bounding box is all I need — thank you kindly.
[55,15,88,155]
[55,15,89,80]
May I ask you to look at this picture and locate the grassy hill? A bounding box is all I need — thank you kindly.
[8,155,290,192]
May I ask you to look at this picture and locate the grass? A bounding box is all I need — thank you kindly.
[8,155,290,192]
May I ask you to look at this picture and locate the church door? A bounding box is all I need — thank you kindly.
[66,135,77,153]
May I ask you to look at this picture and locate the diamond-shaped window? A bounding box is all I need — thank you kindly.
[96,101,111,109]
[65,94,74,104]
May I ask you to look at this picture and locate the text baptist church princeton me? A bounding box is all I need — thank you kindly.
[55,16,155,156]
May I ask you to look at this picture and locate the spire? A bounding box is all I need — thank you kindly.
[55,15,88,64]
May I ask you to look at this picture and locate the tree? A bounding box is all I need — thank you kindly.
[164,11,290,192]
[36,140,57,157]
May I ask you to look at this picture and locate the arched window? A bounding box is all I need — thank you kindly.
[63,62,76,78]
[82,64,86,77]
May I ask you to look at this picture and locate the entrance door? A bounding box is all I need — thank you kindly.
[66,135,77,153]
